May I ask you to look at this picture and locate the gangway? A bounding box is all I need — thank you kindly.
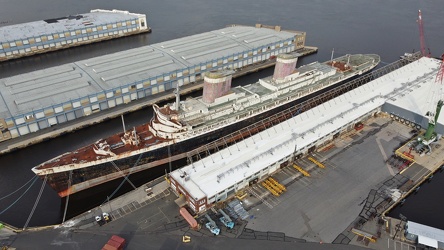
[308,156,326,169]
[205,214,220,235]
[218,209,235,229]
[292,164,311,176]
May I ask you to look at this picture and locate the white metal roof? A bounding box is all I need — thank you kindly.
[385,59,444,124]
[0,9,144,42]
[0,26,297,119]
[407,221,444,247]
[170,57,440,201]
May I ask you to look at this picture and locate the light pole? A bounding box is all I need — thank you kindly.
[107,196,112,213]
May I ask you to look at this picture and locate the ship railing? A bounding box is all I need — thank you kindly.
[182,53,421,164]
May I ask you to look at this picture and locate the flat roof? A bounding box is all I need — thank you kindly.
[171,57,440,201]
[0,25,297,119]
[407,221,444,247]
[385,59,444,124]
[0,9,144,42]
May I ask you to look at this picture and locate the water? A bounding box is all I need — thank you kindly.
[0,0,443,228]
[388,169,444,230]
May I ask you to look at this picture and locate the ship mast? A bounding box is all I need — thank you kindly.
[175,82,180,111]
[330,48,334,62]
[121,114,126,133]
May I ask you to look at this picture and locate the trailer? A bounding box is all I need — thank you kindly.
[180,207,198,229]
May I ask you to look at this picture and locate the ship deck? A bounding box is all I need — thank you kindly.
[36,122,169,170]
[35,54,378,171]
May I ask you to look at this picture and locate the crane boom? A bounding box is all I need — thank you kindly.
[417,10,430,57]
[417,55,444,152]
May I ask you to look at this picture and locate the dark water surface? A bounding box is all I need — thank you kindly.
[0,0,443,227]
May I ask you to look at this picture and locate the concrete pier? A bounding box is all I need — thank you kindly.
[0,46,317,155]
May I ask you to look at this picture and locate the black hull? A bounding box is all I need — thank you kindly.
[45,94,309,196]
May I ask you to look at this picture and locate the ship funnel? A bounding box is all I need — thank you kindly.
[273,54,297,81]
[203,71,232,104]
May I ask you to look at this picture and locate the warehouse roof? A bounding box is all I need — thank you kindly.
[0,25,298,120]
[170,57,441,201]
[0,9,144,42]
[406,221,444,248]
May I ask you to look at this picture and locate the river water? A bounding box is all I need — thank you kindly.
[0,0,443,228]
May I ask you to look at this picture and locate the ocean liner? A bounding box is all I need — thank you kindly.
[32,53,380,197]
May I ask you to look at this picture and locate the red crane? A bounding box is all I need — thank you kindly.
[417,10,431,57]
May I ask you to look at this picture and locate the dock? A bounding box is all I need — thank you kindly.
[0,46,317,155]
[0,24,309,144]
[2,113,438,250]
[0,9,151,62]
[1,53,444,250]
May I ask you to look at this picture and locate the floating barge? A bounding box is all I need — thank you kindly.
[0,9,150,62]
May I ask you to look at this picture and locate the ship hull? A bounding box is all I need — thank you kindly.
[49,97,303,197]
[40,56,380,197]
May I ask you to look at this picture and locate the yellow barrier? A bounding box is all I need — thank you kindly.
[268,177,286,192]
[292,164,311,177]
[265,180,282,194]
[261,182,280,196]
[308,157,325,169]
